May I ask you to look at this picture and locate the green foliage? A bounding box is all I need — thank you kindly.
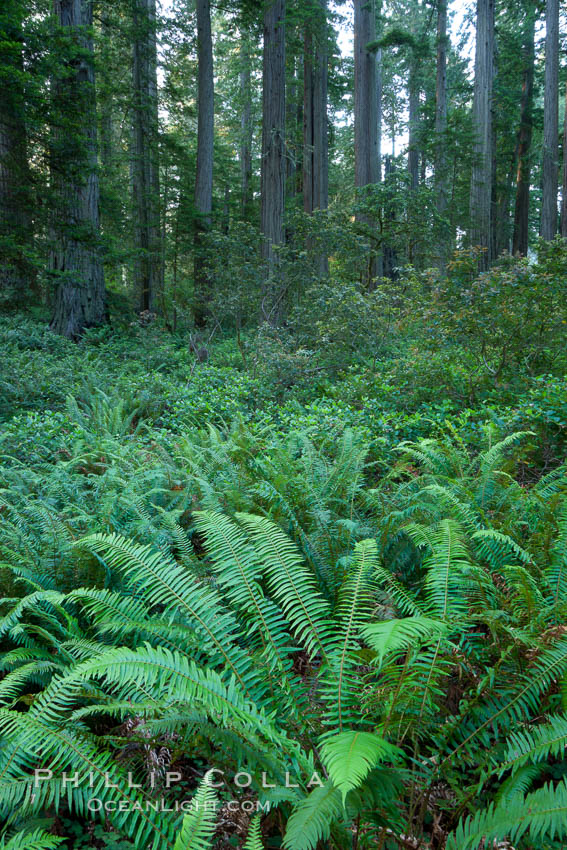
[2,233,567,850]
[173,781,218,850]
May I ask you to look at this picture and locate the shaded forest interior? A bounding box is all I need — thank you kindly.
[2,1,567,849]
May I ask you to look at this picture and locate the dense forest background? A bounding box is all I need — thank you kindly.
[1,0,566,334]
[2,1,567,849]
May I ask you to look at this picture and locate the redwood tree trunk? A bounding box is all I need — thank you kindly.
[0,0,32,306]
[49,0,106,339]
[469,0,495,268]
[303,25,314,215]
[561,81,567,238]
[260,0,286,325]
[239,33,253,218]
[512,6,535,256]
[434,0,449,268]
[407,61,420,192]
[541,0,559,240]
[132,0,161,314]
[354,0,378,287]
[303,0,329,275]
[193,0,214,326]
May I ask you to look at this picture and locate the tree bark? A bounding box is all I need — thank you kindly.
[303,25,313,215]
[377,46,383,183]
[0,0,33,306]
[541,0,559,240]
[354,0,378,287]
[434,0,449,269]
[239,33,253,218]
[561,81,567,238]
[512,5,535,256]
[132,0,161,314]
[354,0,378,190]
[408,61,420,192]
[313,1,328,215]
[260,0,286,325]
[193,0,214,326]
[287,54,298,210]
[469,0,494,268]
[49,0,106,339]
[303,0,329,275]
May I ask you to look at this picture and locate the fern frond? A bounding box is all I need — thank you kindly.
[448,779,567,849]
[242,816,263,850]
[320,731,402,801]
[498,713,567,775]
[173,779,217,850]
[282,781,344,850]
[362,617,450,668]
[0,829,64,850]
[236,514,333,662]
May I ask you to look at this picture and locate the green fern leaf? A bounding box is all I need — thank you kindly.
[320,730,402,801]
[173,779,218,850]
[283,781,344,850]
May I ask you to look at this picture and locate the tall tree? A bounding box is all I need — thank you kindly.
[354,0,378,286]
[561,81,567,238]
[313,2,329,219]
[303,0,329,275]
[0,0,32,305]
[434,0,449,268]
[541,0,559,240]
[407,56,420,192]
[376,44,383,183]
[49,0,106,339]
[132,0,161,313]
[512,4,535,256]
[193,0,214,325]
[303,0,328,217]
[239,31,253,218]
[260,0,286,325]
[469,0,495,268]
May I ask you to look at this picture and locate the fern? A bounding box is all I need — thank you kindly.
[448,779,567,849]
[173,779,217,850]
[0,829,64,850]
[320,731,402,801]
[282,782,344,850]
[242,816,263,850]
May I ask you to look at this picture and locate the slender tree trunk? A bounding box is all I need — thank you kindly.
[541,0,559,240]
[495,154,516,256]
[49,0,106,339]
[287,54,298,210]
[561,81,567,238]
[382,155,398,279]
[0,0,33,306]
[132,0,161,313]
[469,0,494,268]
[375,38,385,279]
[303,25,313,215]
[99,13,113,171]
[193,0,214,326]
[239,33,253,218]
[260,0,286,325]
[377,47,382,183]
[313,1,328,215]
[313,0,328,275]
[512,6,535,256]
[354,0,378,287]
[434,0,449,269]
[303,1,329,275]
[408,61,420,192]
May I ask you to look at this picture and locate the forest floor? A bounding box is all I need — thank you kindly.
[1,311,567,849]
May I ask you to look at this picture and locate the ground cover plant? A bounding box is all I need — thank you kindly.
[1,238,567,850]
